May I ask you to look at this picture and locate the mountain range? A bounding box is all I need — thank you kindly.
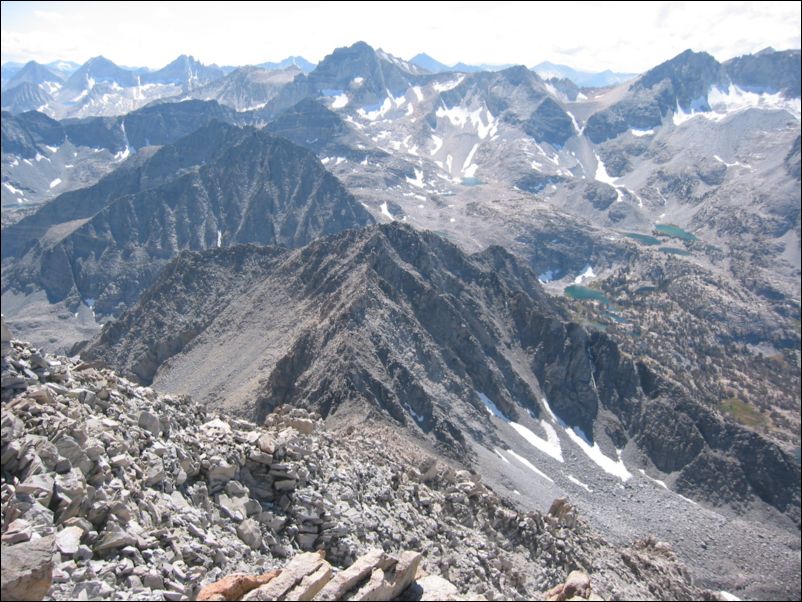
[1,40,800,601]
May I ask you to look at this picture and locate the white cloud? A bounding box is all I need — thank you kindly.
[1,1,799,73]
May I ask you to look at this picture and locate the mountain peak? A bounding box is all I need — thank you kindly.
[5,60,62,89]
[349,40,376,54]
[86,55,116,67]
[635,48,723,99]
[410,52,450,73]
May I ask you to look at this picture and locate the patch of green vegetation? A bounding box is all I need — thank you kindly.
[720,397,768,429]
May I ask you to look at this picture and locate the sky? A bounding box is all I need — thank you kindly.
[1,1,800,73]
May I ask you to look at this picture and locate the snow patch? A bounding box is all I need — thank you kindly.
[237,102,268,112]
[563,427,632,482]
[673,84,802,125]
[49,178,62,189]
[114,147,131,162]
[565,110,581,134]
[709,83,800,120]
[436,104,497,139]
[331,93,349,109]
[544,82,567,103]
[390,92,407,108]
[494,448,511,465]
[573,265,596,284]
[406,168,425,189]
[380,202,394,220]
[593,153,624,202]
[216,230,222,248]
[462,143,479,175]
[433,76,464,92]
[3,182,23,195]
[506,449,554,483]
[538,269,557,283]
[412,86,424,101]
[114,121,133,162]
[478,392,506,419]
[481,392,563,462]
[719,591,742,602]
[430,135,443,155]
[638,469,668,490]
[567,475,592,492]
[631,128,654,137]
[593,152,617,185]
[509,421,563,462]
[405,404,425,424]
[358,97,393,121]
[713,155,751,169]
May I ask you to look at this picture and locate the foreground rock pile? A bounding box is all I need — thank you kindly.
[196,548,463,601]
[1,326,716,600]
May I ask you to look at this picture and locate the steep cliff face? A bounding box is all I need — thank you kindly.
[84,224,801,522]
[2,122,373,315]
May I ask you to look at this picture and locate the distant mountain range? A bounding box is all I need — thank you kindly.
[257,55,316,73]
[532,60,636,87]
[408,53,636,86]
[409,52,514,74]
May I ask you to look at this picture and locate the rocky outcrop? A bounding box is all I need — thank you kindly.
[724,48,801,98]
[83,223,801,520]
[1,83,54,114]
[266,98,388,163]
[2,335,708,601]
[184,66,298,113]
[265,41,424,117]
[585,49,726,143]
[2,121,373,315]
[196,572,280,601]
[1,110,65,158]
[543,570,595,601]
[198,549,453,601]
[0,534,55,601]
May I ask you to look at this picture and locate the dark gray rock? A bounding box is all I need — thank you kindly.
[2,122,373,315]
[583,181,618,210]
[724,48,801,98]
[585,49,727,143]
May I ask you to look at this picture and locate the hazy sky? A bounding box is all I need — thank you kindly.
[2,1,800,72]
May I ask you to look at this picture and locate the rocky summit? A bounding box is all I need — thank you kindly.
[2,323,718,601]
